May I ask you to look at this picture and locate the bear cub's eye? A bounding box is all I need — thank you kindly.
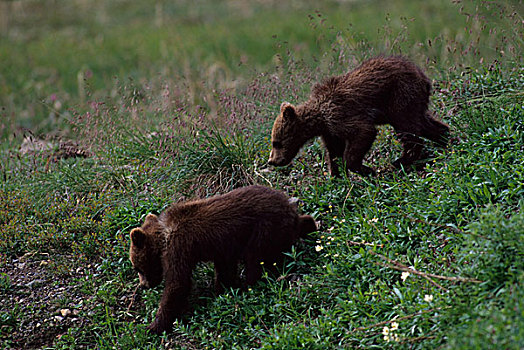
[272,141,282,149]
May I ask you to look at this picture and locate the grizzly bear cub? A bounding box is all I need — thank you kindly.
[268,56,449,176]
[129,185,317,334]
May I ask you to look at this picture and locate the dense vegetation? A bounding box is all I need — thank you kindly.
[1,0,522,349]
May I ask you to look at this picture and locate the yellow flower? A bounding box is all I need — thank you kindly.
[401,271,410,281]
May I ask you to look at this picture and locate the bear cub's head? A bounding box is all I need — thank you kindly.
[268,102,303,167]
[129,213,164,288]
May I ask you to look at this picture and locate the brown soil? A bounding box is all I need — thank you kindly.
[0,253,93,349]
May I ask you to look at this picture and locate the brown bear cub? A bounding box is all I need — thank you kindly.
[129,185,317,334]
[268,56,450,176]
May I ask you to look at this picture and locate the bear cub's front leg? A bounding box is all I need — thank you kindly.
[147,277,191,335]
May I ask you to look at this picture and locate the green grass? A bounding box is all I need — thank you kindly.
[2,0,522,137]
[1,0,523,349]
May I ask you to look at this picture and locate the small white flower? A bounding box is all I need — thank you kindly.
[371,217,378,223]
[315,245,323,252]
[401,271,410,281]
[424,294,434,302]
[391,322,399,331]
[383,335,391,342]
[382,326,390,335]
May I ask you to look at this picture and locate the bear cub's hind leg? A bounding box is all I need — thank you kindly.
[392,132,425,170]
[214,259,239,294]
[244,258,263,286]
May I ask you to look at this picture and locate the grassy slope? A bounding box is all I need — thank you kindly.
[1,0,523,349]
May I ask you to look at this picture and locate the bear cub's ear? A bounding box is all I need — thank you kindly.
[144,213,158,224]
[130,228,146,249]
[280,102,296,120]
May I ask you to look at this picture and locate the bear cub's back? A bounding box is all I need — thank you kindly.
[159,186,301,248]
[309,56,431,120]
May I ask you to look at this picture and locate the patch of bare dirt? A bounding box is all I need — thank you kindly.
[0,253,94,349]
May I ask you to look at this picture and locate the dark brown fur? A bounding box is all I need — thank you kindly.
[268,56,450,176]
[128,185,317,334]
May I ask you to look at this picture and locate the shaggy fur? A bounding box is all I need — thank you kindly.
[128,185,317,334]
[268,56,450,176]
